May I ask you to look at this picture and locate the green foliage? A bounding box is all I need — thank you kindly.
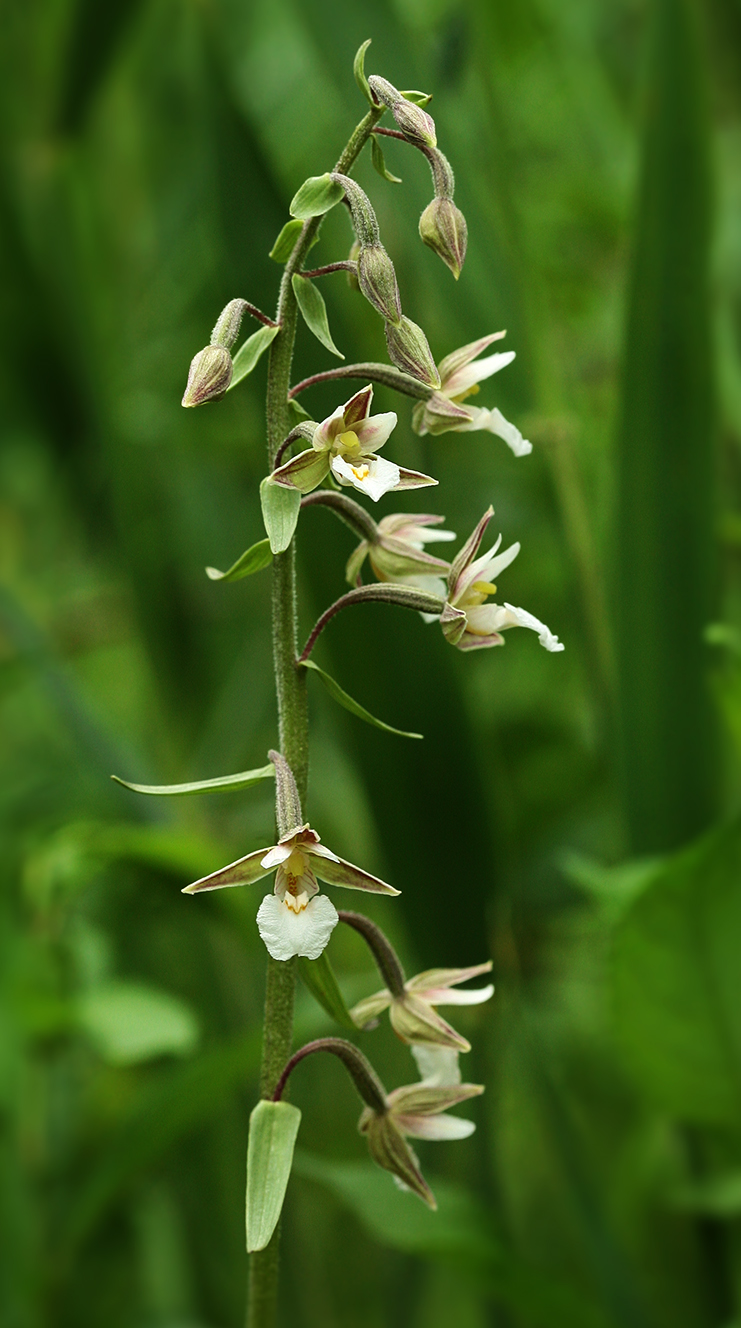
[246,1101,302,1252]
[299,658,423,738]
[292,273,345,359]
[230,325,281,389]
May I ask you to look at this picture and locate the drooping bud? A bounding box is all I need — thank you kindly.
[357,246,402,324]
[359,1108,436,1208]
[368,76,437,149]
[331,174,379,249]
[181,346,233,407]
[210,299,247,349]
[385,317,441,389]
[419,198,468,280]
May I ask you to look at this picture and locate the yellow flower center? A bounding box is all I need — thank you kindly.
[351,463,370,481]
[460,579,497,608]
[283,890,310,914]
[451,383,480,404]
[337,429,362,456]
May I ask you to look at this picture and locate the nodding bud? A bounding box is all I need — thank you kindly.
[368,76,437,149]
[182,346,233,407]
[210,299,246,350]
[357,245,402,324]
[419,198,468,280]
[331,173,379,249]
[385,317,441,389]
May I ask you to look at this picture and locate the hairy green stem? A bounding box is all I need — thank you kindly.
[247,104,383,1328]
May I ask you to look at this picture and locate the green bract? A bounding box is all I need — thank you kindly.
[289,173,345,220]
[246,1100,302,1253]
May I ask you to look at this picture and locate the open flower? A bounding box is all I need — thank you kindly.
[359,1079,484,1208]
[272,386,436,502]
[351,961,494,1052]
[183,824,399,962]
[441,507,564,652]
[411,333,532,456]
[345,512,455,599]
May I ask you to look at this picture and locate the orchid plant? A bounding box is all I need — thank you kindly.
[115,42,562,1328]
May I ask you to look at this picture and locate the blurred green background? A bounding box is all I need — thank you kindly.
[3,0,741,1325]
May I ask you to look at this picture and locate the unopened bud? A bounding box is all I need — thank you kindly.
[385,317,441,388]
[419,198,468,279]
[358,1108,436,1209]
[357,245,402,324]
[368,76,437,149]
[331,173,379,249]
[182,345,233,407]
[210,299,246,349]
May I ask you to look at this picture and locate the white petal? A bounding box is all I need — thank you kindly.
[308,842,342,864]
[331,454,401,502]
[502,603,564,651]
[355,411,397,453]
[256,893,339,961]
[260,843,292,869]
[398,1112,476,1141]
[423,984,495,1006]
[411,1045,462,1087]
[418,528,456,544]
[312,403,346,451]
[444,350,516,398]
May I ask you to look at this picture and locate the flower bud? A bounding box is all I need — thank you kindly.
[357,245,402,324]
[419,198,468,280]
[182,345,233,407]
[331,174,379,249]
[368,76,437,149]
[210,298,246,349]
[385,317,441,389]
[358,1107,436,1208]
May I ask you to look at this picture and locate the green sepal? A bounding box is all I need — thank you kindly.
[299,659,422,739]
[290,173,345,221]
[353,39,374,105]
[229,325,280,389]
[292,274,344,360]
[371,135,401,184]
[399,89,432,107]
[298,952,357,1030]
[245,1100,302,1253]
[270,219,304,262]
[205,539,272,583]
[260,477,301,553]
[111,764,275,798]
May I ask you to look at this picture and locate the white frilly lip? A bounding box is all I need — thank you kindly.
[331,453,401,502]
[256,893,339,961]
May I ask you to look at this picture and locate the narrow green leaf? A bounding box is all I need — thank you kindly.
[353,39,374,104]
[299,659,422,739]
[111,763,275,797]
[289,173,344,221]
[298,952,357,1030]
[270,218,304,262]
[246,1101,302,1252]
[260,478,301,554]
[292,274,344,360]
[371,135,401,184]
[229,324,279,389]
[206,539,272,583]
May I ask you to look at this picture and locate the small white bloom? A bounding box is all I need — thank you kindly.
[411,332,532,456]
[331,452,401,502]
[256,893,339,961]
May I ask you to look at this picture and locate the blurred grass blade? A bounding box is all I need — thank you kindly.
[111,763,274,798]
[206,538,272,582]
[299,659,422,738]
[298,952,357,1030]
[615,0,717,853]
[55,0,145,133]
[246,1100,302,1252]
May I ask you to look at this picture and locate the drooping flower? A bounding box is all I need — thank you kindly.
[271,386,436,502]
[441,507,564,652]
[351,961,494,1052]
[359,1079,484,1208]
[183,824,399,963]
[345,511,455,600]
[411,333,532,456]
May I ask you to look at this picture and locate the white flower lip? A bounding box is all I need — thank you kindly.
[331,453,401,502]
[256,893,339,961]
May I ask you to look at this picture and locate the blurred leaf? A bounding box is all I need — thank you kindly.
[299,659,422,739]
[289,173,345,220]
[615,0,717,853]
[294,1153,613,1328]
[371,135,402,184]
[111,763,274,797]
[77,982,200,1065]
[55,0,145,133]
[270,218,304,262]
[229,325,280,389]
[558,851,662,921]
[260,478,301,554]
[246,1100,302,1252]
[206,539,272,583]
[298,951,356,1030]
[670,1171,741,1217]
[291,274,344,359]
[612,816,741,1123]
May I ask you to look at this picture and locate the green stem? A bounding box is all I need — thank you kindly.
[247,104,383,1328]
